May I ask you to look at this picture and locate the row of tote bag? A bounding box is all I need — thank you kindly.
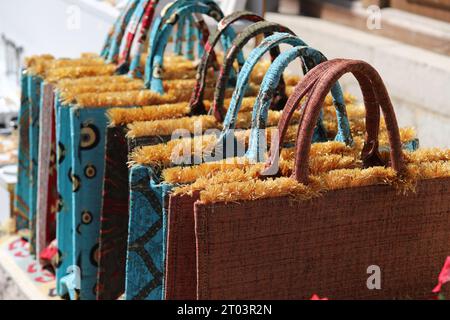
[14,0,449,300]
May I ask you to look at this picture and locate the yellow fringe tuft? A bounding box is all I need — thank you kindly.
[28,57,107,77]
[163,158,258,184]
[127,115,218,138]
[108,102,195,126]
[125,109,300,140]
[199,177,317,204]
[24,54,54,68]
[195,159,450,204]
[57,75,132,89]
[45,65,116,83]
[60,80,145,103]
[129,134,218,167]
[71,84,240,108]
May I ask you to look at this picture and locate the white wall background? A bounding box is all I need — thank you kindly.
[0,0,117,58]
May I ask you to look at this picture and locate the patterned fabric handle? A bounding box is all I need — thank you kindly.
[128,0,163,78]
[101,0,136,59]
[246,46,353,161]
[217,33,305,153]
[265,59,405,184]
[145,2,225,93]
[189,11,265,116]
[141,0,221,82]
[174,14,186,56]
[212,21,294,122]
[185,15,196,60]
[118,0,154,74]
[106,0,141,64]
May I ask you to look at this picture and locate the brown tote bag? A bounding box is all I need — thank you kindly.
[166,59,450,300]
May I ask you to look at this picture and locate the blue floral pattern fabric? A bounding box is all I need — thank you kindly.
[55,100,75,297]
[69,107,109,300]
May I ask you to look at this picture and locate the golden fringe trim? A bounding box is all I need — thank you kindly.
[58,77,217,104]
[24,54,54,68]
[129,134,218,167]
[57,75,132,89]
[129,122,414,167]
[163,153,358,185]
[80,52,99,59]
[73,90,178,107]
[164,135,430,187]
[125,109,297,139]
[29,58,107,77]
[127,115,218,138]
[72,84,241,108]
[46,65,116,83]
[164,158,258,184]
[199,176,318,204]
[196,160,450,204]
[108,102,195,126]
[60,80,145,103]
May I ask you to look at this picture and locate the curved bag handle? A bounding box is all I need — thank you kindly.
[145,2,225,93]
[216,33,306,149]
[130,0,214,78]
[212,21,294,122]
[246,45,353,161]
[194,15,205,58]
[174,14,186,56]
[185,15,196,60]
[106,0,141,63]
[263,59,344,162]
[127,0,160,77]
[265,59,405,184]
[189,11,266,116]
[101,0,139,59]
[116,0,159,74]
[172,13,196,59]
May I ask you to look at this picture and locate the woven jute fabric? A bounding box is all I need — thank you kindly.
[165,192,201,300]
[194,177,450,299]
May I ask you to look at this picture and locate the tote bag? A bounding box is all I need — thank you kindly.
[182,59,450,299]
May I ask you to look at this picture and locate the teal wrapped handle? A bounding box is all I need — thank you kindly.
[130,0,214,78]
[215,33,352,161]
[246,45,353,161]
[212,21,294,122]
[144,1,225,92]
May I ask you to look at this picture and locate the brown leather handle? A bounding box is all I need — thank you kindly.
[265,59,406,184]
[212,21,294,122]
